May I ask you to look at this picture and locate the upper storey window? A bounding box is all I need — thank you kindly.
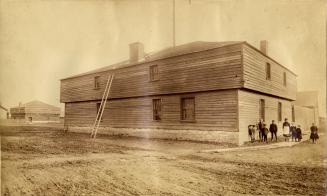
[94,76,100,89]
[149,65,159,81]
[283,72,287,87]
[265,63,271,80]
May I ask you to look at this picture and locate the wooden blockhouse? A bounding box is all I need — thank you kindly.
[60,41,298,144]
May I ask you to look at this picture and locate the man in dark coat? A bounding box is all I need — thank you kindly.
[258,119,264,142]
[269,120,278,141]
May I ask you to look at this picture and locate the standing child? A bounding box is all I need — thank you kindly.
[248,125,256,143]
[291,123,297,142]
[248,125,253,142]
[262,123,269,143]
[296,125,302,142]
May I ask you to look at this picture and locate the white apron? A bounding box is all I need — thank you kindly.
[283,126,290,135]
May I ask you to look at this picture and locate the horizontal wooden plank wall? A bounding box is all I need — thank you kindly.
[293,105,315,132]
[238,89,293,144]
[60,44,243,103]
[25,105,60,114]
[242,44,297,100]
[11,103,60,114]
[64,90,238,132]
[25,113,60,121]
[10,107,25,114]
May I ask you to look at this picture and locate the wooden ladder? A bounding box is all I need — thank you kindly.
[90,74,114,139]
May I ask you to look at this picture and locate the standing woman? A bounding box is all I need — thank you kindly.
[310,123,319,144]
[283,118,291,142]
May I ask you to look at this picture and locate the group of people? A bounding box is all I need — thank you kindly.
[248,118,319,143]
[248,119,279,143]
[281,118,302,142]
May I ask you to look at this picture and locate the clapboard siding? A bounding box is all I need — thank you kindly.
[238,89,293,144]
[64,90,238,131]
[60,44,243,103]
[293,105,315,133]
[242,44,297,100]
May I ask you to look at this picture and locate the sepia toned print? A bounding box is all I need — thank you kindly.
[0,0,326,195]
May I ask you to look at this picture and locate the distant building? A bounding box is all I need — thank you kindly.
[10,100,60,123]
[60,41,306,145]
[0,104,9,119]
[294,91,319,123]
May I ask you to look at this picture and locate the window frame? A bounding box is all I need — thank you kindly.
[180,97,195,122]
[259,99,265,121]
[149,65,159,82]
[265,63,271,80]
[291,105,295,122]
[152,98,162,121]
[94,76,100,89]
[96,102,103,122]
[283,72,287,87]
[278,102,282,122]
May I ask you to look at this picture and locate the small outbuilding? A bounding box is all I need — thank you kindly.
[0,104,9,119]
[10,100,60,123]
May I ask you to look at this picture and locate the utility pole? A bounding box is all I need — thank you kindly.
[172,0,176,47]
[172,0,192,47]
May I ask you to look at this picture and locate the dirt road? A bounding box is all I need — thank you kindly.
[1,126,326,195]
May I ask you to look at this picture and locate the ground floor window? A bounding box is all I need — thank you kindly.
[181,97,195,121]
[152,99,161,120]
[292,105,295,122]
[259,99,265,121]
[96,102,103,121]
[278,102,282,121]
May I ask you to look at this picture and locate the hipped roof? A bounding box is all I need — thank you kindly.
[61,41,296,80]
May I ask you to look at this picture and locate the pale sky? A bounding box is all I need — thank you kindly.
[0,0,326,117]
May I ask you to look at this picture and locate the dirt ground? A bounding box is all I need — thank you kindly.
[1,126,326,195]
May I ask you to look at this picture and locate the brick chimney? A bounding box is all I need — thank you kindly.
[129,42,144,63]
[260,40,268,55]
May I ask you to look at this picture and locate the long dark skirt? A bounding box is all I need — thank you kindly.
[310,133,319,140]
